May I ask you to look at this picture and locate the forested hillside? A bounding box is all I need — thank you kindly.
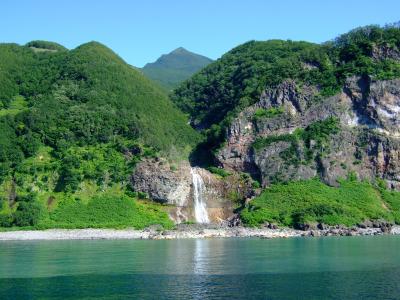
[3,24,400,230]
[169,24,400,228]
[142,47,212,90]
[0,41,199,229]
[173,25,400,135]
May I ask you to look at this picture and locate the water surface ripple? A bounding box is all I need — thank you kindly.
[0,236,399,299]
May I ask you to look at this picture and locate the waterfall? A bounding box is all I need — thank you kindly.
[190,168,210,223]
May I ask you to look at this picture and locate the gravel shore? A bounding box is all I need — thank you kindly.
[0,225,399,241]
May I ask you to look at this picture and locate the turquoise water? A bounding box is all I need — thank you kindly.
[0,236,400,299]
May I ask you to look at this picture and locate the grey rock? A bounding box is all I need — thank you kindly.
[131,159,253,224]
[216,77,400,190]
[131,159,192,205]
[372,44,400,61]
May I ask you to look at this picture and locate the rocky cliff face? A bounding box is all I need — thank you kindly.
[216,76,400,189]
[372,44,400,61]
[130,159,253,223]
[131,75,400,225]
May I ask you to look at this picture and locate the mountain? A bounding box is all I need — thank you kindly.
[25,40,68,52]
[0,41,200,157]
[166,24,400,227]
[0,41,200,229]
[142,47,213,90]
[3,24,400,231]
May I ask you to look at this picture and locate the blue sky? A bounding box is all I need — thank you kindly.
[1,0,399,67]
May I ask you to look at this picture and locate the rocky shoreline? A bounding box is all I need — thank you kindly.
[0,224,399,241]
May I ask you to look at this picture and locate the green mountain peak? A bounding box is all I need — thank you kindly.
[142,47,213,90]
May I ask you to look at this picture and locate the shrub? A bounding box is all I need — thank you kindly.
[13,201,43,227]
[379,189,400,224]
[252,118,339,166]
[240,178,394,227]
[16,193,37,203]
[137,192,148,199]
[0,214,13,227]
[251,180,261,189]
[25,40,67,51]
[47,194,173,229]
[253,107,284,120]
[253,133,299,151]
[207,166,231,178]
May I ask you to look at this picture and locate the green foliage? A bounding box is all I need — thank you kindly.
[45,194,173,229]
[301,117,340,148]
[252,117,339,165]
[0,41,200,175]
[0,193,46,227]
[0,38,199,228]
[13,201,43,227]
[172,25,400,153]
[347,171,358,182]
[251,180,261,189]
[0,40,202,229]
[0,214,13,227]
[137,192,149,199]
[11,139,148,194]
[173,40,326,129]
[142,47,213,90]
[25,41,67,51]
[253,132,301,151]
[380,189,400,223]
[206,166,231,178]
[0,138,174,230]
[376,178,388,190]
[240,178,396,228]
[55,155,81,193]
[253,107,284,120]
[0,95,28,117]
[0,117,26,171]
[54,143,132,193]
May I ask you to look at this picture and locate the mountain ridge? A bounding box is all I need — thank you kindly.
[0,40,199,229]
[2,24,400,230]
[142,47,213,90]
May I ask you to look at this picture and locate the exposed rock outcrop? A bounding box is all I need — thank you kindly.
[216,77,400,189]
[372,44,400,61]
[132,75,400,225]
[131,159,191,206]
[130,159,253,223]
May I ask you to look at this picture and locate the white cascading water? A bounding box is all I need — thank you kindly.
[190,167,210,223]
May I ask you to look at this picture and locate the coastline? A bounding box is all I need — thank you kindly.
[0,225,399,241]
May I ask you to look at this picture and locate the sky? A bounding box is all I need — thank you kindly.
[1,0,400,67]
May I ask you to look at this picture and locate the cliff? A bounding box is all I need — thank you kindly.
[217,76,400,189]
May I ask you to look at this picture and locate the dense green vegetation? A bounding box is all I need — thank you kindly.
[0,191,173,229]
[25,40,67,51]
[142,47,213,90]
[253,117,340,166]
[45,194,173,229]
[253,107,284,120]
[241,178,400,228]
[380,188,400,224]
[2,24,400,230]
[0,136,173,229]
[252,130,302,151]
[0,40,200,170]
[0,95,28,116]
[0,41,200,229]
[206,166,232,178]
[172,25,400,156]
[0,41,199,159]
